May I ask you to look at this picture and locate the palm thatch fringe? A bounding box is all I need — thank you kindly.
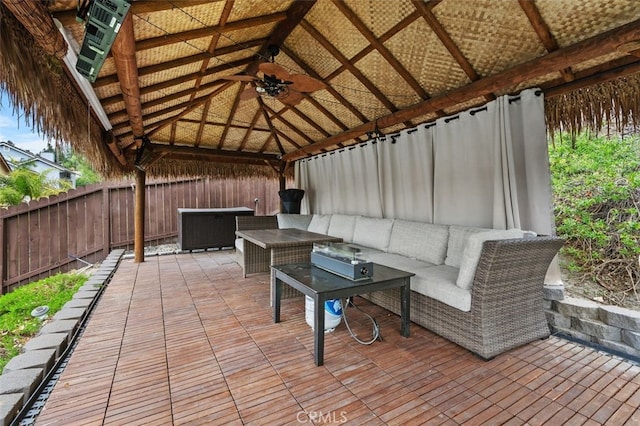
[545,72,640,138]
[143,157,280,180]
[0,4,123,178]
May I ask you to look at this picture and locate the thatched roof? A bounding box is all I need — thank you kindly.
[1,0,640,179]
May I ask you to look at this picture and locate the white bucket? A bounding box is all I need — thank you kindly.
[305,296,342,332]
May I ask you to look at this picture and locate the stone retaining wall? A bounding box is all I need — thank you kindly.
[544,284,640,361]
[0,250,124,426]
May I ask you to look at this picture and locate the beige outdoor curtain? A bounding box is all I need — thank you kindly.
[296,88,560,284]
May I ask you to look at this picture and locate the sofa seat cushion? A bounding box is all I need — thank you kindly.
[456,229,525,290]
[367,252,437,273]
[327,214,358,242]
[412,265,471,312]
[444,225,491,268]
[388,220,449,264]
[352,217,394,251]
[235,237,243,252]
[308,214,332,234]
[277,213,313,230]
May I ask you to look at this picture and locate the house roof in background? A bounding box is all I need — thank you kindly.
[0,141,76,174]
[1,0,639,179]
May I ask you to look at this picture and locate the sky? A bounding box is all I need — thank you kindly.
[0,89,51,154]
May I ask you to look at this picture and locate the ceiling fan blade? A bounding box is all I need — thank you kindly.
[280,90,304,106]
[239,87,259,100]
[288,74,326,92]
[220,75,258,82]
[258,62,290,81]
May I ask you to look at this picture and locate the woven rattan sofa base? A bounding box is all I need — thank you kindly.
[362,237,564,360]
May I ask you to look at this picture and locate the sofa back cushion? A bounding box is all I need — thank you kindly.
[352,217,394,251]
[277,214,313,230]
[388,220,449,264]
[307,214,332,234]
[444,225,491,268]
[327,214,358,242]
[455,229,525,290]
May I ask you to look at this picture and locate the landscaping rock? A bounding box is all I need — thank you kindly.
[543,284,565,301]
[22,333,68,358]
[38,319,78,338]
[72,290,99,300]
[556,297,600,320]
[599,305,640,330]
[0,393,23,426]
[572,317,621,341]
[52,308,86,321]
[2,349,56,375]
[595,338,640,360]
[62,299,92,309]
[545,310,571,329]
[0,369,42,404]
[622,329,640,350]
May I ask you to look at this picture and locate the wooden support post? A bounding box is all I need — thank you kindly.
[279,166,287,213]
[134,169,145,263]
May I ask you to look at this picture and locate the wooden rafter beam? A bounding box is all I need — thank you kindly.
[190,0,235,103]
[300,19,399,114]
[110,13,143,138]
[132,82,236,136]
[282,18,640,161]
[280,46,369,124]
[195,99,212,147]
[93,39,265,87]
[262,104,316,146]
[333,0,428,100]
[243,0,317,77]
[518,0,574,82]
[217,82,246,149]
[258,99,285,154]
[149,143,280,163]
[274,129,304,150]
[108,80,227,122]
[51,0,214,26]
[543,59,640,98]
[238,108,264,151]
[100,57,254,107]
[113,82,233,132]
[411,0,493,102]
[136,12,287,51]
[180,117,269,132]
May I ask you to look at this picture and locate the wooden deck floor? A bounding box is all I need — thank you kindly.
[35,251,640,425]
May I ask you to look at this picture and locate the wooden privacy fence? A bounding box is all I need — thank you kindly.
[0,177,284,293]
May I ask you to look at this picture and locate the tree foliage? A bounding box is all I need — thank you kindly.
[0,164,69,206]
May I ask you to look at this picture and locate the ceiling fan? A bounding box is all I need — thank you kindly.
[221,44,326,105]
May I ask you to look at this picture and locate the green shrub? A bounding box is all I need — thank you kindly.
[550,131,640,299]
[0,273,86,373]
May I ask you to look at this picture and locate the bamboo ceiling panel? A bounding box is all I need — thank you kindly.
[227,0,293,23]
[384,19,469,98]
[538,0,640,47]
[3,0,638,178]
[285,27,342,78]
[344,0,416,38]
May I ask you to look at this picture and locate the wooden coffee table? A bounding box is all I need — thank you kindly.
[272,262,414,366]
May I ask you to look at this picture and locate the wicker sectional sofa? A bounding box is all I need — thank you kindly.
[236,213,563,359]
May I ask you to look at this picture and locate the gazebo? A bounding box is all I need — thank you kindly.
[1,0,640,261]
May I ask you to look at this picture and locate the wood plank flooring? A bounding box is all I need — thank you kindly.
[35,251,640,425]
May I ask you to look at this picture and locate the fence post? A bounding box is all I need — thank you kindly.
[103,183,110,257]
[0,213,5,294]
[134,169,146,263]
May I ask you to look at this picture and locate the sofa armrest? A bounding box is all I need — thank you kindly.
[470,236,564,321]
[472,237,563,300]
